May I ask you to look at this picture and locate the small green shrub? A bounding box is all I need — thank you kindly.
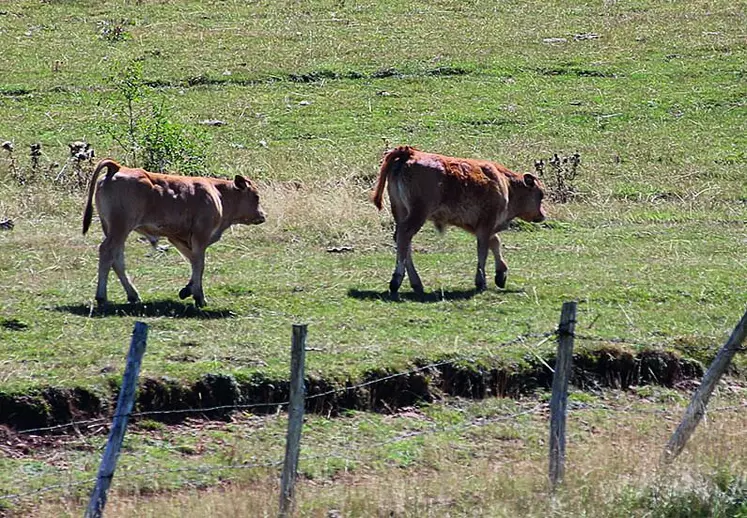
[140,102,210,175]
[102,59,211,174]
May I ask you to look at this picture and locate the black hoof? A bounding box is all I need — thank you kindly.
[495,271,507,289]
[95,297,107,307]
[389,290,400,302]
[127,296,141,304]
[179,286,191,300]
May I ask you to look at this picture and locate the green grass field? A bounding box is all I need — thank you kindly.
[1,0,746,514]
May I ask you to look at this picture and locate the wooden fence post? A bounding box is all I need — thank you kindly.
[279,324,307,518]
[85,321,148,518]
[663,308,747,463]
[549,301,577,489]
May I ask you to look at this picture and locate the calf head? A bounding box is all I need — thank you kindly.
[513,173,547,223]
[234,175,267,225]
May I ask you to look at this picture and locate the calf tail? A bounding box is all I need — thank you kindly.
[371,146,414,210]
[82,159,120,235]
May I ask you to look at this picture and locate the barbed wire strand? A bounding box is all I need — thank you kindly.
[300,403,546,469]
[118,458,283,480]
[0,478,97,503]
[573,332,687,350]
[14,331,555,436]
[14,400,293,436]
[12,329,738,437]
[0,459,285,503]
[565,400,747,417]
[14,417,112,436]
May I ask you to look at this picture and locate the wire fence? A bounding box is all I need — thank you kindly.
[12,331,555,437]
[12,327,717,438]
[0,330,557,507]
[2,320,744,510]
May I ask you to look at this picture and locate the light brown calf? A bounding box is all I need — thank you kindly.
[82,159,266,307]
[371,146,547,299]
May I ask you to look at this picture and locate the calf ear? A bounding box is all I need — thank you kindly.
[234,175,249,190]
[523,173,538,188]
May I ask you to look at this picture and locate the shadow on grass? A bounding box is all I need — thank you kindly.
[1,318,29,330]
[347,288,478,303]
[348,286,527,303]
[53,299,235,319]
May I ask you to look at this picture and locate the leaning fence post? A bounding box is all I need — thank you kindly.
[85,321,148,518]
[279,324,307,518]
[663,307,747,463]
[549,301,577,490]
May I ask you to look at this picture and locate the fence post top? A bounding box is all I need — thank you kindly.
[133,321,149,332]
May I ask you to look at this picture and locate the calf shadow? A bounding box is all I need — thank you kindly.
[53,299,235,320]
[347,288,478,303]
[348,286,527,303]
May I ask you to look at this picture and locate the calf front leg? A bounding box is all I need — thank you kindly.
[167,237,196,301]
[489,233,508,289]
[179,281,193,301]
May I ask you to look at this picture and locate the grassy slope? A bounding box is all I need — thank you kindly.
[1,1,746,392]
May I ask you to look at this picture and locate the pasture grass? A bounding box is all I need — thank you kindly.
[1,178,745,394]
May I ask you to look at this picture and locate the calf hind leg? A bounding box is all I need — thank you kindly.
[390,209,427,299]
[112,247,141,303]
[96,233,137,305]
[95,239,114,305]
[405,245,423,296]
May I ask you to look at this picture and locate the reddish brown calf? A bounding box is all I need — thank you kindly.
[83,159,266,307]
[371,146,546,298]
